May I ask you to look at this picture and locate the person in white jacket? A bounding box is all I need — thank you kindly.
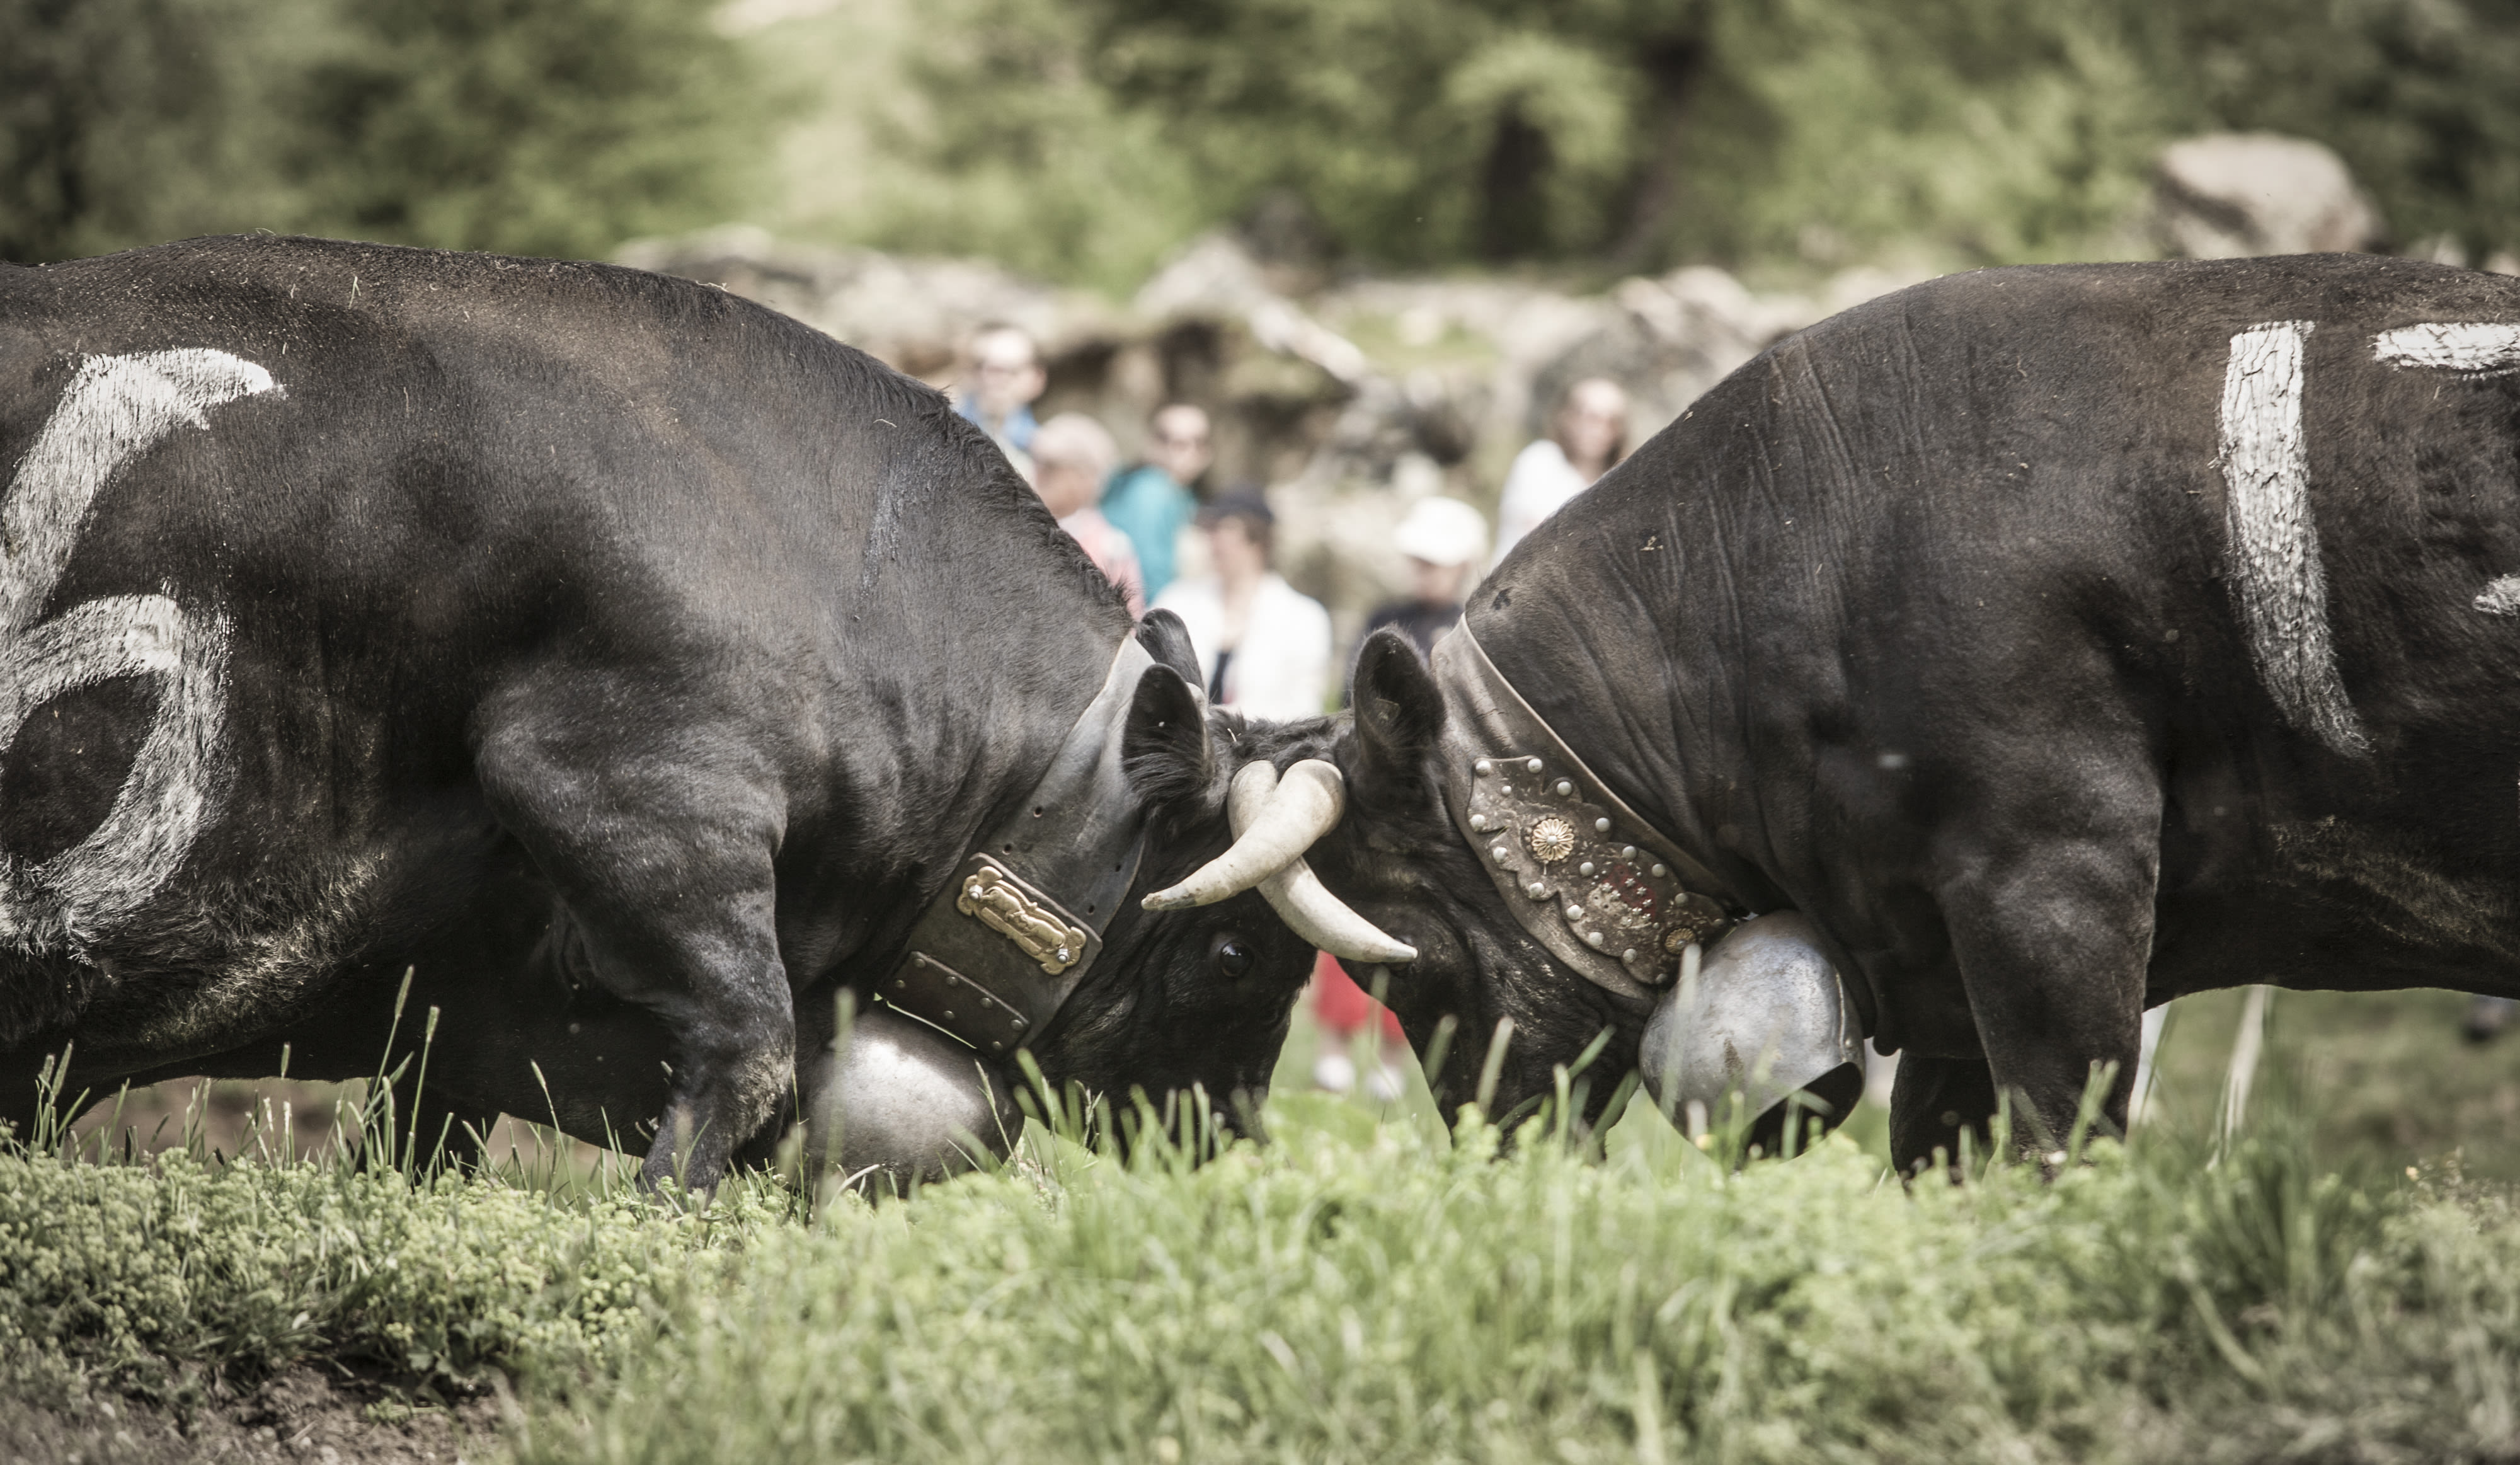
[1153,492,1331,720]
[1490,376,1629,568]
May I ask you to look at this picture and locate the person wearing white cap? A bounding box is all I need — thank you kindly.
[1312,494,1491,1098]
[1350,496,1490,680]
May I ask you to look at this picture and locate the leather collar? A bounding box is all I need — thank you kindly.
[1431,623,1744,1002]
[878,636,1155,1055]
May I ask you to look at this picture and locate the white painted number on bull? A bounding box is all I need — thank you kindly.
[2372,322,2520,377]
[0,350,278,956]
[2369,323,2520,617]
[2219,321,2369,755]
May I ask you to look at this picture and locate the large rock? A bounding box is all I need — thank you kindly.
[616,224,1118,381]
[2154,133,2386,259]
[613,225,1933,657]
[1518,264,1932,445]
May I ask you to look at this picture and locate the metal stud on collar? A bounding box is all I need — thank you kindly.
[1434,622,1744,1001]
[1456,750,1732,989]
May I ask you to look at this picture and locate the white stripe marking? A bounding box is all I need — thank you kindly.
[2219,321,2368,755]
[2373,321,2520,376]
[2368,323,2520,614]
[0,350,279,956]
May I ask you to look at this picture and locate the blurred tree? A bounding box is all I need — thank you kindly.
[0,0,316,263]
[1684,0,2167,266]
[2137,0,2520,260]
[1078,0,1695,267]
[0,0,775,265]
[873,0,2172,273]
[293,0,781,260]
[823,0,1205,291]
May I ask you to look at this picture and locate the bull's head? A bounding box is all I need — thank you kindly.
[1005,616,1408,1140]
[1137,629,1650,1138]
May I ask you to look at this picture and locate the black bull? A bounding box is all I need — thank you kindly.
[1278,255,2520,1173]
[0,236,1320,1187]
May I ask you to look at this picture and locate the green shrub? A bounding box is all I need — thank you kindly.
[0,1147,763,1404]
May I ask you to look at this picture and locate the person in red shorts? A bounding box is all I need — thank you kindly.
[1310,495,1491,1098]
[1310,952,1407,1098]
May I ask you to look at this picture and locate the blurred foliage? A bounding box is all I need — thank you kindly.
[292,0,781,258]
[777,0,2520,281]
[0,0,777,264]
[0,0,319,262]
[809,0,1208,292]
[13,0,2520,280]
[2145,0,2520,259]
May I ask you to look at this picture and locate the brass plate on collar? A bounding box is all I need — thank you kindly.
[958,859,1091,975]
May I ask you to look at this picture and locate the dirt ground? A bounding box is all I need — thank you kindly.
[1,1364,507,1465]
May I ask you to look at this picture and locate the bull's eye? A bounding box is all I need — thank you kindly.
[1212,936,1256,979]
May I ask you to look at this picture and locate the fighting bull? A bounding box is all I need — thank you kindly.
[0,234,1419,1189]
[1157,254,2520,1173]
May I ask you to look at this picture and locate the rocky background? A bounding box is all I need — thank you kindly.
[622,131,2487,657]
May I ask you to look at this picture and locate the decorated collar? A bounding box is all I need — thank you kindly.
[1430,624,1744,1002]
[878,636,1156,1056]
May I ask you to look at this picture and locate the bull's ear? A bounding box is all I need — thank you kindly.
[1350,628,1446,800]
[1135,609,1204,692]
[1122,663,1215,815]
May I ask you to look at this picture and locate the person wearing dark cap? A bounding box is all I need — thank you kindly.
[1152,491,1331,719]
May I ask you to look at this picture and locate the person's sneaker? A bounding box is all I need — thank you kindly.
[2464,994,2517,1044]
[1312,1050,1357,1093]
[1361,1059,1405,1103]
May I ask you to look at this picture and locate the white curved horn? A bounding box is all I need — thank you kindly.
[1142,759,1338,910]
[1143,757,1418,964]
[1253,861,1418,964]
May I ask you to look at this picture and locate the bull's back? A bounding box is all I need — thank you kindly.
[1707,256,2520,993]
[0,236,1095,1056]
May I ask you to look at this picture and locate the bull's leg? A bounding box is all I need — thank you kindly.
[472,686,794,1193]
[1912,753,2160,1168]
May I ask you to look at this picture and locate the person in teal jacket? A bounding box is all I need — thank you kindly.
[1101,403,1210,600]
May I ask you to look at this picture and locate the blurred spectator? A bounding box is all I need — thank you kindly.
[1153,492,1331,719]
[2464,994,2515,1043]
[1310,499,1489,1098]
[1310,953,1405,1099]
[1491,377,1629,566]
[1350,497,1488,686]
[1032,412,1143,616]
[1102,403,1211,600]
[955,323,1046,463]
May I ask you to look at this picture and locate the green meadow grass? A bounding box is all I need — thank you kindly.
[6,988,2520,1463]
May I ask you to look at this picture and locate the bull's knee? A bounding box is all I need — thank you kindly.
[643,996,794,1192]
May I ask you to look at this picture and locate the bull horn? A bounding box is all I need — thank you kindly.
[1144,759,1418,965]
[1143,760,1341,910]
[1253,861,1418,965]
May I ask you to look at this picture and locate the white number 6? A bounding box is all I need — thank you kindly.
[0,350,278,956]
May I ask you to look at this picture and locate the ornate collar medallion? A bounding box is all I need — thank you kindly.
[1429,624,1743,1001]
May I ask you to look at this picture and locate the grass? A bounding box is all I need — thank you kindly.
[6,988,2520,1462]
